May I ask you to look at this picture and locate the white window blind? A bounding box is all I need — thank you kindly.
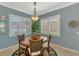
[0,15,5,33]
[40,15,60,36]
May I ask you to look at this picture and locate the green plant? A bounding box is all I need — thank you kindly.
[32,20,40,34]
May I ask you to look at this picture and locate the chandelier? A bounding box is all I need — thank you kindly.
[31,2,39,21]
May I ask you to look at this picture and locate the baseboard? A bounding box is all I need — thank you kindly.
[52,44,79,54]
[0,44,18,52]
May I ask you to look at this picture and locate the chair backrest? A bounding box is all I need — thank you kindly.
[17,33,25,43]
[29,39,43,55]
[48,35,51,48]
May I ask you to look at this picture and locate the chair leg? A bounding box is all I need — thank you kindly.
[49,47,57,56]
[47,47,50,54]
[19,48,23,56]
[41,48,44,56]
[19,48,20,56]
[43,46,57,56]
[25,47,29,56]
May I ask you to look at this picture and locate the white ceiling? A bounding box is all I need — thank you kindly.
[0,2,77,15]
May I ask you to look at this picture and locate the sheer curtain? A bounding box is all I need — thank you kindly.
[9,14,32,37]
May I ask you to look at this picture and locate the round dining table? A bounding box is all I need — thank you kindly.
[21,36,48,47]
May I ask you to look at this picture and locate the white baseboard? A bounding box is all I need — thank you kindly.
[0,44,18,52]
[52,44,79,54]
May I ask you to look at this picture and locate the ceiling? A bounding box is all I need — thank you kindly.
[0,2,77,15]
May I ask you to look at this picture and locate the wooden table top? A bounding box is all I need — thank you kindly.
[20,36,48,47]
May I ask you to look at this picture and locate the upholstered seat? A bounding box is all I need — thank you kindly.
[20,39,30,47]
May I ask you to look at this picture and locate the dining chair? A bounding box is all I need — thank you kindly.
[17,33,29,56]
[43,35,57,56]
[29,39,43,56]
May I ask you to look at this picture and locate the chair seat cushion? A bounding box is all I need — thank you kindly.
[28,48,41,56]
[43,42,48,47]
[20,39,30,47]
[31,51,41,56]
[20,39,30,49]
[20,44,26,49]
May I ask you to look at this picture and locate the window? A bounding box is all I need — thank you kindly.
[9,14,31,37]
[41,18,49,34]
[0,15,5,33]
[40,15,60,36]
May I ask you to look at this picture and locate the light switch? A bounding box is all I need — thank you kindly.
[77,32,79,35]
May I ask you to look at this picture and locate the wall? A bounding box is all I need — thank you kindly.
[40,3,79,51]
[0,5,31,49]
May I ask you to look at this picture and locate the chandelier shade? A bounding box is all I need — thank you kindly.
[31,15,39,21]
